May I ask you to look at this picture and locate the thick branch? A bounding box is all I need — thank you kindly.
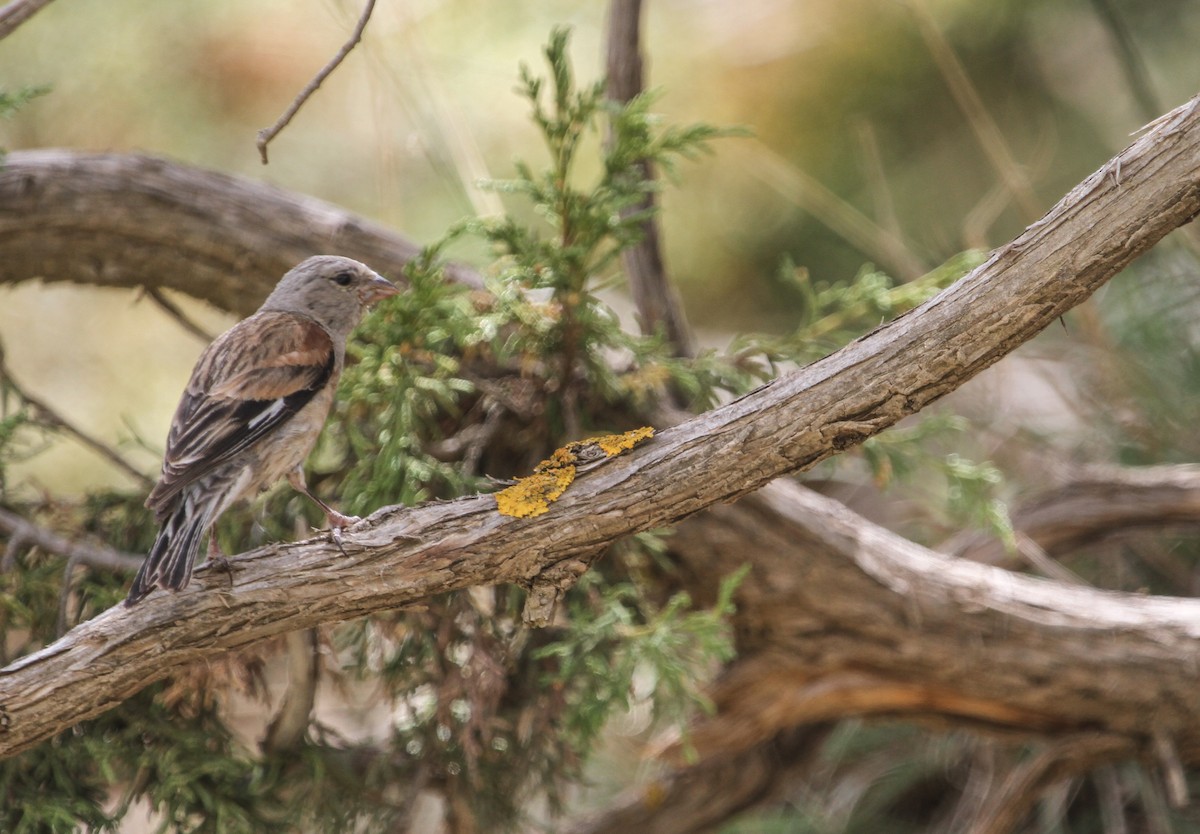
[944,463,1200,565]
[0,94,1198,761]
[0,150,481,316]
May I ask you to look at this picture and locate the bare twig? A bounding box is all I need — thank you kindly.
[56,555,80,638]
[0,0,54,41]
[966,735,1135,834]
[1094,766,1130,834]
[908,0,1042,223]
[0,343,154,488]
[738,142,927,280]
[1152,728,1189,808]
[605,0,695,358]
[1089,0,1162,123]
[144,287,216,343]
[256,0,377,165]
[0,506,144,573]
[853,118,921,267]
[1013,532,1090,586]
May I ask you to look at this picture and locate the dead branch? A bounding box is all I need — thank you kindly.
[0,149,482,317]
[256,0,377,164]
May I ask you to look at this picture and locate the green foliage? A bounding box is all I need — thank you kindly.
[333,251,482,512]
[533,565,746,758]
[859,413,1015,547]
[0,409,30,497]
[0,85,50,118]
[0,84,50,163]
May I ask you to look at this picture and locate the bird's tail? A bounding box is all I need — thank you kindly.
[126,491,219,607]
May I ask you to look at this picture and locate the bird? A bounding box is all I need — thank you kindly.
[125,255,399,606]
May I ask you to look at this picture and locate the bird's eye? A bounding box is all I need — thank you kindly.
[332,271,354,287]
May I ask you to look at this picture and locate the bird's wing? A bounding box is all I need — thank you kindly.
[145,311,336,515]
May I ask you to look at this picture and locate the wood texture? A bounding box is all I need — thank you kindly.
[0,95,1198,763]
[0,150,480,315]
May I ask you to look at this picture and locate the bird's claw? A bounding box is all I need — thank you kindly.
[199,554,241,590]
[327,512,362,557]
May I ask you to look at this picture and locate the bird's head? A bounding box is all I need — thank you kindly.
[261,255,400,335]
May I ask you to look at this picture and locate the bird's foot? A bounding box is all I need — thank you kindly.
[326,511,362,557]
[200,553,242,590]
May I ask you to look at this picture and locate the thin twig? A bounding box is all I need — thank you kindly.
[605,0,696,359]
[739,143,927,280]
[0,506,144,573]
[1094,766,1130,834]
[966,735,1134,834]
[853,118,918,266]
[144,287,216,343]
[0,0,55,41]
[1088,0,1162,123]
[56,555,80,638]
[1014,532,1090,586]
[1152,728,1189,808]
[908,0,1042,223]
[0,344,154,488]
[256,0,377,164]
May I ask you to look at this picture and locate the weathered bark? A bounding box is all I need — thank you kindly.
[0,94,1198,772]
[0,0,55,41]
[669,480,1198,760]
[943,463,1200,565]
[0,149,481,316]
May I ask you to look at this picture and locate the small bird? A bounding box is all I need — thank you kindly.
[125,255,399,606]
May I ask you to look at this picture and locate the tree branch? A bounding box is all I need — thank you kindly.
[0,93,1198,763]
[0,506,143,573]
[0,150,482,316]
[605,0,695,358]
[943,463,1200,565]
[255,0,377,164]
[0,0,54,41]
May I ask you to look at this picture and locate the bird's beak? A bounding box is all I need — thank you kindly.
[359,274,401,306]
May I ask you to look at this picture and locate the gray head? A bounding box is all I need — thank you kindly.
[260,255,399,337]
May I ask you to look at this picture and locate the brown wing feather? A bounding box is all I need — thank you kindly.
[145,312,335,517]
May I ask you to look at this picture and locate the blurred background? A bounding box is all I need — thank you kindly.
[2,0,1199,496]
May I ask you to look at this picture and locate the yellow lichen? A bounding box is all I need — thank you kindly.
[495,427,655,518]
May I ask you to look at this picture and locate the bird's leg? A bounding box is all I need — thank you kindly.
[287,469,361,556]
[204,533,237,588]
